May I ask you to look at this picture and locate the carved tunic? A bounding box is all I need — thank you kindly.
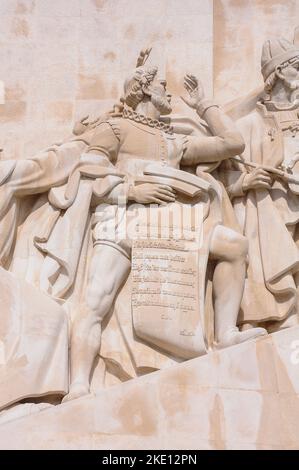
[88,116,185,176]
[87,113,231,258]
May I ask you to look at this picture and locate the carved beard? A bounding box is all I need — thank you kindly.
[290,82,299,103]
[284,77,299,102]
[150,92,172,115]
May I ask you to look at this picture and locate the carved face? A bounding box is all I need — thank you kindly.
[147,78,172,115]
[277,59,299,100]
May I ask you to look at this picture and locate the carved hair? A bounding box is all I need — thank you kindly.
[124,66,158,109]
[264,70,278,94]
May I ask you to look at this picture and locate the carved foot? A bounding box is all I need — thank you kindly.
[62,383,90,403]
[217,326,267,349]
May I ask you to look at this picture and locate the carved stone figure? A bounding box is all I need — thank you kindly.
[219,35,299,331]
[0,111,124,411]
[63,57,267,401]
[0,51,268,410]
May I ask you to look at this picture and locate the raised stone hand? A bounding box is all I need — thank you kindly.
[180,74,205,109]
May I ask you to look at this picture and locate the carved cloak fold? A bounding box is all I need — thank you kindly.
[0,116,241,399]
[0,136,128,403]
[220,106,299,324]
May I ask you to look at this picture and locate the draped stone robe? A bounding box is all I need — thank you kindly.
[219,102,299,325]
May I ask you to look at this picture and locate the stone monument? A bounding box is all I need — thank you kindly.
[219,34,299,332]
[0,2,299,450]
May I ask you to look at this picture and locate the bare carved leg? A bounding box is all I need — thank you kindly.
[63,245,130,402]
[209,225,267,347]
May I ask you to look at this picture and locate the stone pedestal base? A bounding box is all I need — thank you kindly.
[1,326,299,449]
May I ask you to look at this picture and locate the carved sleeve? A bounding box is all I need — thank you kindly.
[216,168,246,199]
[181,106,245,166]
[87,121,120,163]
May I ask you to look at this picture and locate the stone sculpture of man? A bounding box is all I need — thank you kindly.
[64,61,267,402]
[220,36,299,331]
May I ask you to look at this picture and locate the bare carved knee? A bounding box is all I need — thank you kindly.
[230,233,248,261]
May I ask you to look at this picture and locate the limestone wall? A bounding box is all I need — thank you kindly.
[0,0,298,159]
[214,0,299,103]
[0,0,213,159]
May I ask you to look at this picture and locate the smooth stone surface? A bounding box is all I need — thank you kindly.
[0,267,68,411]
[0,0,213,160]
[1,326,298,450]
